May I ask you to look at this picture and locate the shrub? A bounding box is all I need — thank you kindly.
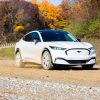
[64,18,100,38]
[64,23,89,36]
[88,20,100,32]
[56,20,70,29]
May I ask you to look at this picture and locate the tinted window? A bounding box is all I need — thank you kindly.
[23,33,32,41]
[32,32,41,41]
[23,32,41,42]
[40,31,78,42]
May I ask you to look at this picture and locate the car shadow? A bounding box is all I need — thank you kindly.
[23,64,42,69]
[22,63,100,71]
[54,65,100,71]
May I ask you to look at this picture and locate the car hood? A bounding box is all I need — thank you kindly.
[44,42,93,49]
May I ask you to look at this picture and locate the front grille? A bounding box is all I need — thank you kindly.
[65,48,90,55]
[67,60,87,64]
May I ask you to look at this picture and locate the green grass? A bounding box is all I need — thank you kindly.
[0,47,15,59]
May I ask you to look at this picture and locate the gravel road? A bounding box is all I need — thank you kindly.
[0,59,100,100]
[0,76,100,100]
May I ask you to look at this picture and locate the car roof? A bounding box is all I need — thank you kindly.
[39,29,62,33]
[27,30,68,35]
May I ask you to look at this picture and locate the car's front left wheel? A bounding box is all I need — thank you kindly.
[42,51,54,70]
[15,52,24,68]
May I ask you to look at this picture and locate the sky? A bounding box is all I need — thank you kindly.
[38,0,62,6]
[0,0,74,5]
[26,0,62,6]
[0,0,62,5]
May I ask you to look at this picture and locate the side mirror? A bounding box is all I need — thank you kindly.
[77,39,81,42]
[34,38,40,44]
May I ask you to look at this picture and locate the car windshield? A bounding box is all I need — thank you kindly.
[40,30,78,42]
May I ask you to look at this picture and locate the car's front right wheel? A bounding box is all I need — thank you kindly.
[42,51,54,70]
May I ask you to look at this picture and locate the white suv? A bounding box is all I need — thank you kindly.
[15,30,96,70]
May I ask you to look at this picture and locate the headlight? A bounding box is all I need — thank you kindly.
[88,47,95,55]
[49,46,66,50]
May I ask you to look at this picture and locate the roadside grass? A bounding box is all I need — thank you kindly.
[0,47,15,59]
[82,38,100,64]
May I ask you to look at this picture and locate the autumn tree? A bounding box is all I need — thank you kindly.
[71,0,100,22]
[0,1,13,34]
[36,0,62,29]
[0,0,45,42]
[89,0,100,17]
[60,0,71,20]
[32,0,37,4]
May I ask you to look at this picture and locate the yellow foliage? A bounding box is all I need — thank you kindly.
[14,25,25,32]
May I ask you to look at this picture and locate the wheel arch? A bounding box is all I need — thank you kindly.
[15,48,20,54]
[42,48,50,56]
[41,48,53,63]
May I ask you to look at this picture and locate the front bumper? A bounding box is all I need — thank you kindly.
[54,57,96,65]
[50,50,96,65]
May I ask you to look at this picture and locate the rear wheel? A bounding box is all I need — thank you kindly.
[42,51,54,70]
[82,65,93,70]
[15,52,24,68]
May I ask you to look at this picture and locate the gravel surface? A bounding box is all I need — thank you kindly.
[0,60,100,100]
[0,60,100,87]
[0,76,100,100]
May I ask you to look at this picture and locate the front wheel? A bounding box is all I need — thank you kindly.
[42,51,54,70]
[82,65,94,70]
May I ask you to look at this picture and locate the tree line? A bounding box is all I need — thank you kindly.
[0,0,100,43]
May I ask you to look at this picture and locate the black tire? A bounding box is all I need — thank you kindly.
[15,52,24,68]
[82,65,93,70]
[42,51,54,70]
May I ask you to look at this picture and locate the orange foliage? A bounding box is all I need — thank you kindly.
[31,0,62,28]
[38,0,62,22]
[31,0,37,4]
